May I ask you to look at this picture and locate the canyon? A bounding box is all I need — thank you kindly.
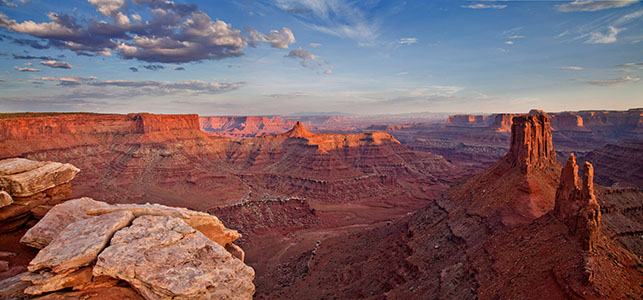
[0,109,641,299]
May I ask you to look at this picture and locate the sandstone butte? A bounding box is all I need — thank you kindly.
[0,157,255,300]
[255,110,643,299]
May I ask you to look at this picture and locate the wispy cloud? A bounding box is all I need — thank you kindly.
[270,0,379,46]
[142,64,164,71]
[559,66,584,70]
[556,0,639,12]
[35,76,246,94]
[12,54,54,60]
[40,60,72,69]
[461,3,507,9]
[504,41,513,45]
[13,66,40,72]
[584,26,624,44]
[286,47,332,74]
[398,38,417,46]
[579,76,640,86]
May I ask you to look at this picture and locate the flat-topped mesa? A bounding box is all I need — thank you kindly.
[283,121,315,138]
[505,111,556,173]
[554,154,602,251]
[129,113,200,133]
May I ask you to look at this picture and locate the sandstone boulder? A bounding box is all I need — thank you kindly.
[0,158,79,197]
[86,203,241,247]
[21,197,112,249]
[93,215,255,300]
[28,211,134,273]
[0,190,12,208]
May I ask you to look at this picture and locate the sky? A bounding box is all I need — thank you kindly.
[0,0,641,115]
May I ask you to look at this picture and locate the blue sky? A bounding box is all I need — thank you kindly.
[0,0,641,115]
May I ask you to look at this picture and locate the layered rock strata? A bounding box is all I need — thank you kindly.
[0,158,79,232]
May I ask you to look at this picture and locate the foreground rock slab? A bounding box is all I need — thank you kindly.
[0,158,80,197]
[21,197,112,249]
[93,215,255,300]
[28,211,134,273]
[86,203,241,247]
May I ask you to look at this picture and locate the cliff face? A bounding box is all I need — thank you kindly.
[0,113,200,140]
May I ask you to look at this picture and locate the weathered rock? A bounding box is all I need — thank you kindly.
[225,243,245,261]
[0,183,73,232]
[0,190,12,208]
[33,286,145,300]
[0,158,79,197]
[86,203,241,247]
[0,272,29,299]
[93,215,255,300]
[28,211,134,273]
[506,113,556,173]
[554,154,602,251]
[23,267,93,295]
[21,197,112,249]
[0,158,45,175]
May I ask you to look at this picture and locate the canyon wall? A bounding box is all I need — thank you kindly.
[199,116,296,138]
[0,113,200,140]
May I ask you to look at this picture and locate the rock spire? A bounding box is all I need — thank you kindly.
[554,153,602,251]
[505,112,556,173]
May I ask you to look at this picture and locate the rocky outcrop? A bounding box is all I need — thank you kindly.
[85,203,241,247]
[0,158,79,232]
[555,154,602,251]
[505,113,556,173]
[23,211,134,295]
[0,158,79,197]
[93,215,255,300]
[282,121,314,138]
[17,198,253,299]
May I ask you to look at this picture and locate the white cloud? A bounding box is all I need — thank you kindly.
[398,38,417,46]
[504,41,513,45]
[507,35,526,39]
[585,26,624,44]
[247,27,296,49]
[309,42,321,48]
[556,0,639,12]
